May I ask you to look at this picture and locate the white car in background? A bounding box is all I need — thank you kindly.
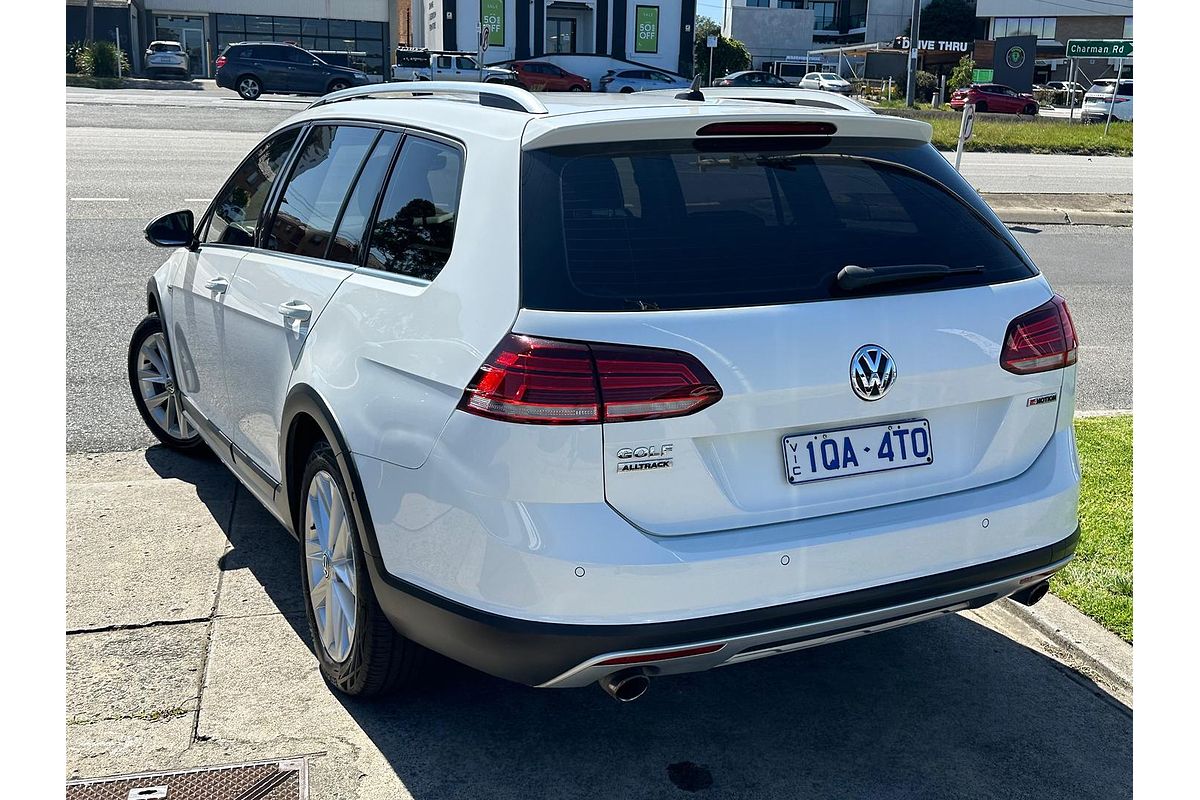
[144,40,190,80]
[599,68,691,93]
[1081,79,1133,122]
[129,82,1080,703]
[798,72,853,94]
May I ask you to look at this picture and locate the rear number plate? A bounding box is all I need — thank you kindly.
[782,419,933,485]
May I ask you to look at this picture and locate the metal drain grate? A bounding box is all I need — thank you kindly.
[66,756,308,800]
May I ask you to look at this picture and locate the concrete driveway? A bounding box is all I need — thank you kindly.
[67,447,1131,799]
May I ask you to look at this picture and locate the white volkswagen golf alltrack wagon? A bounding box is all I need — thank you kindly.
[129,83,1080,702]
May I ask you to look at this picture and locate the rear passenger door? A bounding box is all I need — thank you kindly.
[257,45,293,91]
[220,124,399,481]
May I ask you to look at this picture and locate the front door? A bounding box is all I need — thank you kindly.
[173,126,303,437]
[547,18,576,54]
[168,246,244,434]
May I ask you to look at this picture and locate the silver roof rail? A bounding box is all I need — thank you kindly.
[308,81,549,114]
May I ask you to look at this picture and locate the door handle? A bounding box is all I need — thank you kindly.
[204,277,229,293]
[278,300,312,322]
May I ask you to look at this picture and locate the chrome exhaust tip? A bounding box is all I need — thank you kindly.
[599,668,650,703]
[1011,579,1050,607]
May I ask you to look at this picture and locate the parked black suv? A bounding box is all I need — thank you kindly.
[215,42,371,100]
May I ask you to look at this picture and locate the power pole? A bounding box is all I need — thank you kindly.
[85,0,95,41]
[906,0,921,107]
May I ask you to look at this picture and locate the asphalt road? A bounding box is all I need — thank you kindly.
[65,93,1132,454]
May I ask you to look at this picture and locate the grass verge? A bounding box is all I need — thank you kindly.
[876,106,1132,156]
[930,116,1131,156]
[1051,415,1132,641]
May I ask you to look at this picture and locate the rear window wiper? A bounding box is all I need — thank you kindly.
[836,263,985,292]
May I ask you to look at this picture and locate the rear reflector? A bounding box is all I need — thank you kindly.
[697,121,837,136]
[459,334,723,425]
[1000,295,1078,374]
[598,643,724,666]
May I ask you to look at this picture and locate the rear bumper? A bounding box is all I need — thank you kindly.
[368,527,1078,687]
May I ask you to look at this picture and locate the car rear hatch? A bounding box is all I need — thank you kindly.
[508,113,1073,536]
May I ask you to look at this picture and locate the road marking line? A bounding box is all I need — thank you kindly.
[71,197,129,202]
[183,198,210,202]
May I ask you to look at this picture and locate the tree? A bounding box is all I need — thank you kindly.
[693,16,751,84]
[947,54,975,90]
[904,0,976,43]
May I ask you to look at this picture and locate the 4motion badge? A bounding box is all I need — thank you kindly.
[616,444,673,473]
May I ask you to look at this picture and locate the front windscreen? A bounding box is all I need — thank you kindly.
[520,138,1037,312]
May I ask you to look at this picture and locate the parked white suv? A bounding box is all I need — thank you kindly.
[1081,78,1133,122]
[130,83,1080,701]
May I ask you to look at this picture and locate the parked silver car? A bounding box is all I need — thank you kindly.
[144,41,190,80]
[599,68,690,93]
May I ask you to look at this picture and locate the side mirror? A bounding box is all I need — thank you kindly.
[145,209,196,249]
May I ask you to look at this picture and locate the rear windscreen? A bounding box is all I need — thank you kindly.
[520,138,1037,311]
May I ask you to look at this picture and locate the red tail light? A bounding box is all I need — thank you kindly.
[459,334,723,424]
[1000,295,1078,374]
[215,55,226,69]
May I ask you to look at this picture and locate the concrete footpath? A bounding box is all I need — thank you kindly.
[67,448,1132,799]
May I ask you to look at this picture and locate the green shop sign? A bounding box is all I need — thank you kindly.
[1066,39,1133,59]
[635,6,659,54]
[481,0,504,46]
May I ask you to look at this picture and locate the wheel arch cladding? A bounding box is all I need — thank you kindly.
[281,384,382,558]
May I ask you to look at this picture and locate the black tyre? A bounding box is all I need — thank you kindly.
[298,442,426,696]
[1023,103,1038,116]
[128,314,204,452]
[620,86,634,94]
[974,101,987,113]
[569,85,584,92]
[236,74,262,100]
[327,80,350,94]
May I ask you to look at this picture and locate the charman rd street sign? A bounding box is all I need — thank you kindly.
[1066,39,1133,59]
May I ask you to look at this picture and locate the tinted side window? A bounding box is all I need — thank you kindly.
[456,57,476,70]
[327,131,400,265]
[365,136,464,281]
[266,125,377,259]
[437,56,452,69]
[205,128,300,247]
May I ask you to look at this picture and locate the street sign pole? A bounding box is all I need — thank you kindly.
[115,27,122,78]
[1067,58,1077,123]
[707,34,717,87]
[954,102,975,172]
[1104,57,1123,136]
[478,24,490,83]
[905,0,921,107]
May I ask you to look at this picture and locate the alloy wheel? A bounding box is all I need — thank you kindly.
[239,78,260,98]
[304,470,358,664]
[135,331,193,440]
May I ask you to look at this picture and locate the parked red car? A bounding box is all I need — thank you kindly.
[509,61,591,92]
[949,83,1039,115]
